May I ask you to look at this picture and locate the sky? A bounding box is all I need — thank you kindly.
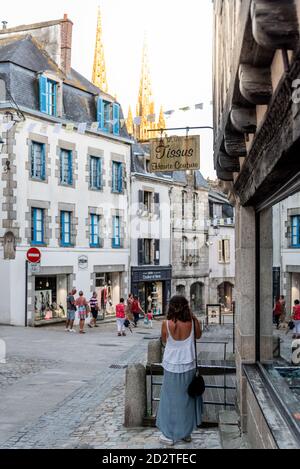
[1,0,215,178]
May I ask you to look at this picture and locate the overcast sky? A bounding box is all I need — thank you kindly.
[2,0,215,178]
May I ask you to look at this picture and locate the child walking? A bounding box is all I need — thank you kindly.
[116,298,126,337]
[147,309,154,329]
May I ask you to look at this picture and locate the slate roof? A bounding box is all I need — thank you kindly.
[0,35,129,138]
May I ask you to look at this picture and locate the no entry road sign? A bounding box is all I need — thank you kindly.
[26,247,41,264]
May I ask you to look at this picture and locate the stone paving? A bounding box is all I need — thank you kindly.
[0,320,233,450]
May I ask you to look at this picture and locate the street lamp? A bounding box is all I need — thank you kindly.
[0,137,4,152]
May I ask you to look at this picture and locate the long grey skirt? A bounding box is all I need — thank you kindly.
[156,368,203,441]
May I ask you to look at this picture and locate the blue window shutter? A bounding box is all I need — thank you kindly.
[39,76,48,113]
[68,151,73,185]
[97,97,104,129]
[113,103,120,135]
[31,143,35,177]
[41,144,46,180]
[118,163,123,192]
[53,83,57,117]
[97,158,102,188]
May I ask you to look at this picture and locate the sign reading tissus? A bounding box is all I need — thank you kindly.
[150,135,200,172]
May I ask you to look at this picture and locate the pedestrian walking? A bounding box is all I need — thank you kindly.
[66,288,77,333]
[273,297,282,330]
[156,295,203,446]
[116,298,126,337]
[89,292,99,328]
[147,309,153,329]
[279,295,287,324]
[131,296,144,328]
[126,293,134,322]
[75,291,89,334]
[292,300,300,339]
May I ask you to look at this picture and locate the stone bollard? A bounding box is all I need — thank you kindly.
[273,336,281,358]
[147,339,163,364]
[124,364,146,427]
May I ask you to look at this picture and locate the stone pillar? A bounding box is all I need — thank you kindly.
[124,364,146,427]
[235,204,256,430]
[260,208,273,363]
[147,339,163,364]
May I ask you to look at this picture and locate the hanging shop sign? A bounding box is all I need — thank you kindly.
[150,135,200,172]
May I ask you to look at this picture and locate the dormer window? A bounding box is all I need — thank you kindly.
[97,98,120,136]
[39,76,58,116]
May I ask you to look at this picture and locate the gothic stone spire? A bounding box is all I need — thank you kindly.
[92,6,108,93]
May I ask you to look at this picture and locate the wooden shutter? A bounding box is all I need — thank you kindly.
[41,144,46,180]
[68,151,73,185]
[113,103,120,135]
[154,239,160,265]
[154,193,160,216]
[39,76,47,113]
[224,239,230,263]
[117,163,123,192]
[218,240,223,263]
[138,239,144,265]
[139,190,144,211]
[97,97,104,129]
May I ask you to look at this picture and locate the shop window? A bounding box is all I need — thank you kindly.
[89,156,102,190]
[39,76,57,116]
[97,98,120,135]
[291,216,300,247]
[31,142,46,181]
[90,214,101,248]
[31,208,44,245]
[112,162,123,193]
[218,239,230,263]
[60,211,72,247]
[112,216,121,248]
[60,149,73,186]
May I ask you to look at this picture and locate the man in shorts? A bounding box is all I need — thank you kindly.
[66,288,77,333]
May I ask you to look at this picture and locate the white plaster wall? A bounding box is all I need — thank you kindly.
[130,176,171,267]
[1,116,131,325]
[209,225,235,279]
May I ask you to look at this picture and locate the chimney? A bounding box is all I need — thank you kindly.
[2,21,8,30]
[60,14,73,75]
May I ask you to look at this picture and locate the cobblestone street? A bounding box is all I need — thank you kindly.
[0,320,227,449]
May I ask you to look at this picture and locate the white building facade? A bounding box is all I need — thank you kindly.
[208,190,235,309]
[130,144,172,315]
[273,192,300,315]
[0,18,131,326]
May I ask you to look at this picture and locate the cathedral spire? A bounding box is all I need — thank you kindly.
[126,105,134,135]
[92,5,108,93]
[134,35,156,141]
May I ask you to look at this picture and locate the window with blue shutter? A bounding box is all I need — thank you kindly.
[97,97,104,130]
[113,103,120,135]
[31,208,44,245]
[31,142,46,180]
[112,162,123,193]
[292,216,300,247]
[60,211,72,246]
[60,150,73,186]
[90,214,101,247]
[89,156,102,190]
[112,216,121,248]
[39,76,57,116]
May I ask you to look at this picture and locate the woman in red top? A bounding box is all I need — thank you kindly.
[116,298,126,337]
[292,300,300,339]
[273,297,282,330]
[131,296,145,328]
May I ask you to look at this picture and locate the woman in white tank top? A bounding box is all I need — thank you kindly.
[156,296,203,446]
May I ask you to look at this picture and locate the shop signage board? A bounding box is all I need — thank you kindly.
[29,263,41,275]
[150,135,200,172]
[26,247,41,264]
